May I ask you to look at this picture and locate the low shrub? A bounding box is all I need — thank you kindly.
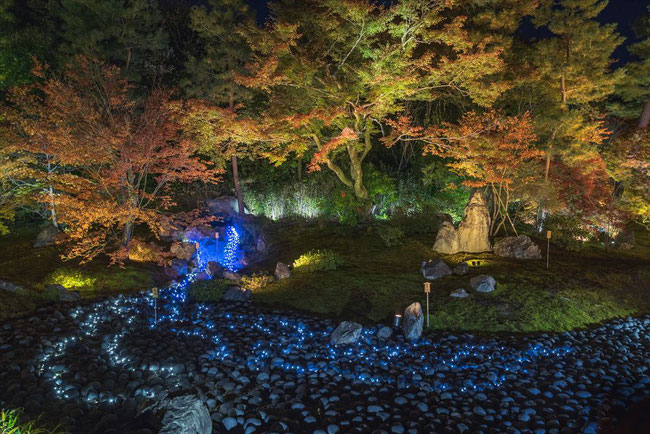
[544,214,592,252]
[187,279,231,302]
[241,273,274,291]
[376,224,405,247]
[293,249,344,272]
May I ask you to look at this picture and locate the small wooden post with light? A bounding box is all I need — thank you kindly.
[424,282,431,328]
[546,230,552,269]
[215,231,219,256]
[152,287,159,324]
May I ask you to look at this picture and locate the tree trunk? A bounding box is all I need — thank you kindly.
[638,100,650,130]
[231,153,245,215]
[48,184,58,228]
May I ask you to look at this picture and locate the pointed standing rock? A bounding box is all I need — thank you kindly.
[402,302,424,342]
[457,191,491,253]
[433,221,459,254]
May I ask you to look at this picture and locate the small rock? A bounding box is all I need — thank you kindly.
[330,321,363,345]
[420,259,452,280]
[470,275,496,293]
[450,288,469,298]
[275,262,291,280]
[377,326,392,340]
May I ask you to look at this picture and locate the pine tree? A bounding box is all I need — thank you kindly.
[530,0,623,182]
[57,0,169,87]
[181,0,258,215]
[612,8,650,129]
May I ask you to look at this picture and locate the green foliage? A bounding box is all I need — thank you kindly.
[241,273,274,291]
[187,278,231,302]
[42,267,152,293]
[57,0,168,85]
[376,224,404,247]
[0,408,55,434]
[292,249,343,272]
[544,214,593,252]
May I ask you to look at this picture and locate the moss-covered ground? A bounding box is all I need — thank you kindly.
[249,221,650,333]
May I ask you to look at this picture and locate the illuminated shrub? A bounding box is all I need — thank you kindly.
[44,269,96,290]
[376,224,404,247]
[241,273,274,291]
[293,249,343,272]
[544,214,593,251]
[187,279,231,302]
[42,267,151,293]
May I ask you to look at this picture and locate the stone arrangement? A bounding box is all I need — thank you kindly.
[433,191,492,254]
[1,279,649,433]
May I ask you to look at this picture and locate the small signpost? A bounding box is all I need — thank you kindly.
[546,230,552,269]
[424,282,431,328]
[152,287,159,324]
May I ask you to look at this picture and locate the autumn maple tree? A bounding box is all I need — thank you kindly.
[385,111,543,235]
[9,58,214,262]
[241,0,510,202]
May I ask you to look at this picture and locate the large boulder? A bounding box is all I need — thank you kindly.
[206,196,249,216]
[222,286,251,302]
[170,242,197,262]
[330,321,363,345]
[275,262,291,280]
[183,225,214,243]
[470,275,497,293]
[457,191,491,253]
[402,302,424,342]
[433,221,459,254]
[493,235,541,259]
[34,225,61,248]
[157,395,211,434]
[420,259,452,280]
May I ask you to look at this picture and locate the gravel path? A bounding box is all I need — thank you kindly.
[1,282,649,433]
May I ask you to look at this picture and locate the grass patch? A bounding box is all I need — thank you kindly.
[187,279,232,302]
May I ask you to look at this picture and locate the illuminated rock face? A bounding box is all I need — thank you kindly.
[493,235,541,259]
[433,221,460,254]
[433,191,491,254]
[330,321,362,345]
[157,395,211,434]
[457,191,492,253]
[402,302,423,342]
